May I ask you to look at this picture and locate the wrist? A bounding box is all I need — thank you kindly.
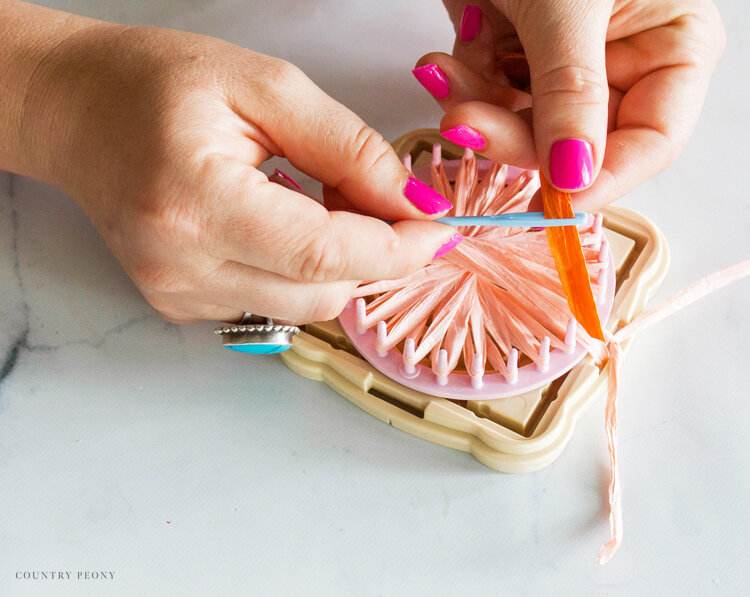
[18,22,125,193]
[0,2,121,190]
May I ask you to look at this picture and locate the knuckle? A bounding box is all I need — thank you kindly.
[676,11,726,66]
[674,25,711,66]
[132,259,192,296]
[534,64,609,106]
[263,58,308,92]
[136,194,204,250]
[294,228,347,283]
[347,125,395,175]
[304,292,350,324]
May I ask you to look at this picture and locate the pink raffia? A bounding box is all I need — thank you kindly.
[595,258,750,564]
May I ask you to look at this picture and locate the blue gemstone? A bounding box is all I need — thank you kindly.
[224,344,291,354]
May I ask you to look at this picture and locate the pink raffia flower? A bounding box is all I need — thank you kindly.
[340,146,612,398]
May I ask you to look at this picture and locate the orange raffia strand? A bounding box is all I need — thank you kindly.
[540,172,605,342]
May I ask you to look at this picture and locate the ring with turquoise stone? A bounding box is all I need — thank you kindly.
[215,314,299,354]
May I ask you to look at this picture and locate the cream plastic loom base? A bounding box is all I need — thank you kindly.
[280,130,670,473]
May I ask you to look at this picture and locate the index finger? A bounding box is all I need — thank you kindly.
[209,161,462,284]
[228,55,452,220]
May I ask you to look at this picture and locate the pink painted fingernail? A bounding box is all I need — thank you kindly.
[549,139,594,191]
[412,64,450,99]
[404,177,453,214]
[433,233,463,260]
[460,5,482,42]
[441,125,485,150]
[273,168,303,190]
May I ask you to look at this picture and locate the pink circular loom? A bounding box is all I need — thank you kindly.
[338,152,616,400]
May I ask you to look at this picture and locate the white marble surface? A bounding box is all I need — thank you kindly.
[1,1,748,595]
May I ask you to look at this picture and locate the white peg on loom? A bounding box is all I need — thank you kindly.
[436,349,449,386]
[538,336,550,371]
[401,338,417,377]
[402,152,412,172]
[376,321,388,357]
[592,212,603,234]
[471,353,484,389]
[506,348,519,384]
[592,213,604,250]
[596,268,608,304]
[355,298,367,334]
[463,147,474,161]
[598,238,609,263]
[432,143,442,166]
[564,318,577,353]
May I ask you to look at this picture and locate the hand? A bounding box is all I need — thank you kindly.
[20,23,459,324]
[413,0,725,210]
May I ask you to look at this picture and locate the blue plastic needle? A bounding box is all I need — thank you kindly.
[436,212,586,228]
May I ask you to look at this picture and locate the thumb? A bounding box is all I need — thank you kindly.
[231,58,453,219]
[511,0,611,192]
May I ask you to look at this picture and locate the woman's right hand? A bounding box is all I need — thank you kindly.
[414,0,725,211]
[18,18,459,325]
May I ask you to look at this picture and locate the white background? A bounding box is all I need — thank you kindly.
[0,1,748,595]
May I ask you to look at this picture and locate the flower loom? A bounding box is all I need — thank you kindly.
[279,130,750,564]
[338,146,616,399]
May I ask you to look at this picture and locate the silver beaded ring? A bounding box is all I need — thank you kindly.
[215,313,299,354]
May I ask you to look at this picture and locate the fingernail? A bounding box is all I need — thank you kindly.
[273,168,303,190]
[441,125,485,150]
[433,233,463,260]
[549,139,594,191]
[460,5,482,42]
[404,177,453,214]
[412,64,450,99]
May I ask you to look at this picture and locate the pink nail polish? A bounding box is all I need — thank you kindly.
[460,5,482,42]
[273,168,303,190]
[433,233,463,260]
[441,125,485,150]
[549,139,594,191]
[412,64,450,99]
[404,177,453,214]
